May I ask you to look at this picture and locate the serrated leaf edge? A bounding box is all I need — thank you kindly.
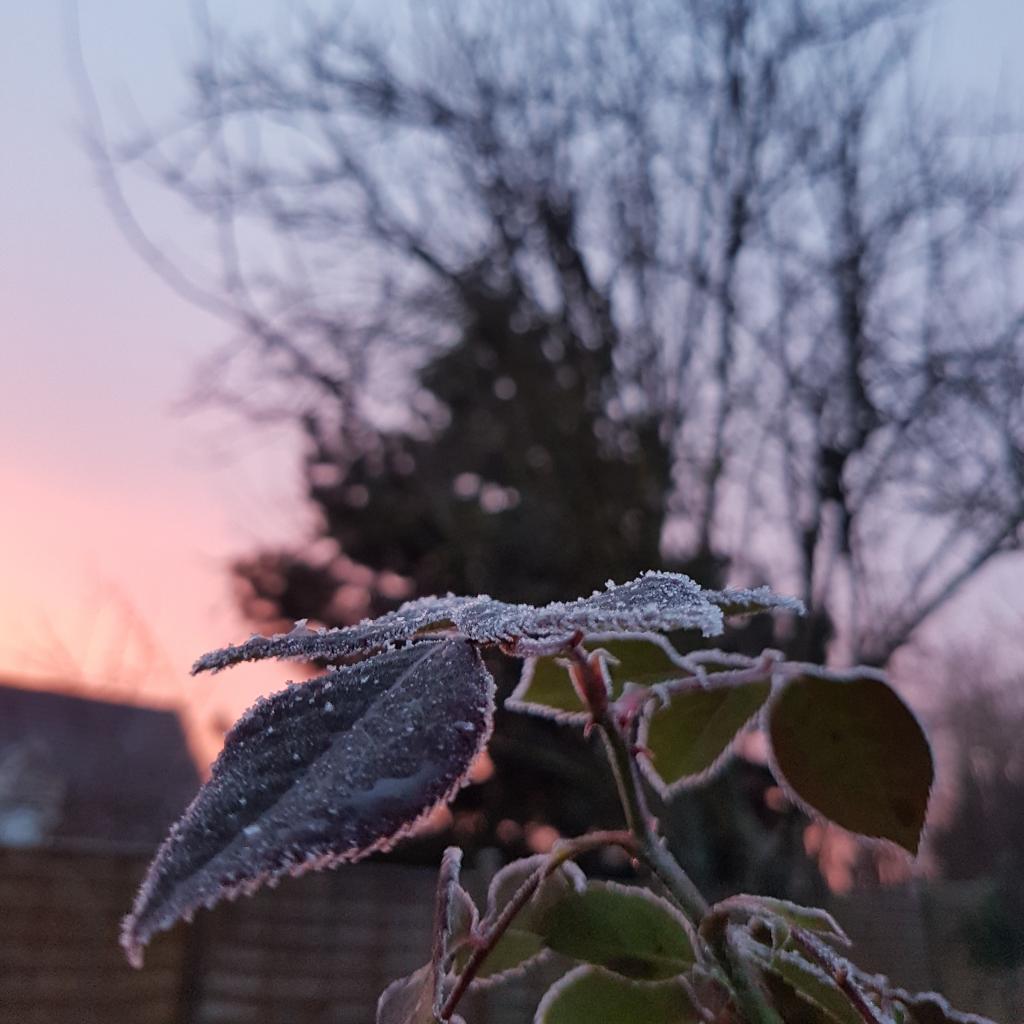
[122,645,496,966]
[711,894,850,947]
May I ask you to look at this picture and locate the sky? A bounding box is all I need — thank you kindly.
[0,1,309,760]
[1,0,1023,765]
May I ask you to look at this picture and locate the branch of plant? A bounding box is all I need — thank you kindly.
[789,927,889,1024]
[572,642,805,1024]
[489,640,863,1023]
[696,912,790,1024]
[563,643,709,924]
[721,926,787,1024]
[439,829,637,1022]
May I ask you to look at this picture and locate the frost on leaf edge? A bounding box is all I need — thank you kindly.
[506,631,691,724]
[466,854,587,988]
[122,640,496,967]
[191,571,766,677]
[637,683,771,799]
[763,666,934,857]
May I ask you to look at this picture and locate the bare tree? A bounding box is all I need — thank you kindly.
[88,0,1024,669]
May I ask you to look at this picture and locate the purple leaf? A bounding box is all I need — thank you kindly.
[705,586,805,618]
[192,573,732,676]
[527,572,723,639]
[191,595,479,674]
[123,639,494,966]
[434,574,726,645]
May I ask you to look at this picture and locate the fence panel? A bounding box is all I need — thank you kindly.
[2,848,1019,1023]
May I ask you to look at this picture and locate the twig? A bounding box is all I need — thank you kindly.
[574,642,798,1024]
[788,928,890,1024]
[564,644,709,924]
[439,830,636,1021]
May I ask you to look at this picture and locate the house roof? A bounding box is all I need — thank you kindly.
[0,681,201,850]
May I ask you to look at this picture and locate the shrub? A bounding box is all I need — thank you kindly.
[122,572,992,1023]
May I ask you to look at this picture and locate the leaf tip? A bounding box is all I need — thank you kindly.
[119,916,145,970]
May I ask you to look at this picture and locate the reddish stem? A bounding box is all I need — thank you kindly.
[439,830,636,1021]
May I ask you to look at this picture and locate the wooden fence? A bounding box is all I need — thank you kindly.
[1,847,1018,1023]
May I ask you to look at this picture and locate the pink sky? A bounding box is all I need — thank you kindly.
[2,0,1023,766]
[0,1,309,762]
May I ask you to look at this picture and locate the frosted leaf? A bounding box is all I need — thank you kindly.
[526,572,723,638]
[886,987,997,1024]
[376,847,475,1024]
[433,846,477,971]
[535,965,704,1024]
[377,965,467,1024]
[705,586,805,618]
[192,572,759,679]
[767,670,933,854]
[709,895,850,947]
[508,632,691,724]
[755,946,865,1024]
[191,595,478,674]
[540,881,696,979]
[450,597,536,643]
[123,640,494,966]
[638,680,770,795]
[483,854,586,929]
[461,854,586,985]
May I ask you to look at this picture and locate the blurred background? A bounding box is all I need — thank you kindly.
[3,1,1024,1021]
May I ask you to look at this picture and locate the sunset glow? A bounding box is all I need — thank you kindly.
[2,0,1022,778]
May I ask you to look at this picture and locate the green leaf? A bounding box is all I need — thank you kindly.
[507,633,688,722]
[474,928,546,980]
[540,882,695,980]
[597,635,692,689]
[483,854,587,932]
[767,672,933,853]
[763,949,865,1024]
[536,967,703,1024]
[711,895,850,946]
[458,854,586,984]
[727,925,865,1024]
[507,653,586,720]
[641,681,771,792]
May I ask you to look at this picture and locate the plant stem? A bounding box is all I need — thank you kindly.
[562,641,708,924]
[439,830,636,1022]
[576,645,788,1024]
[789,927,888,1024]
[595,712,709,923]
[720,930,787,1024]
